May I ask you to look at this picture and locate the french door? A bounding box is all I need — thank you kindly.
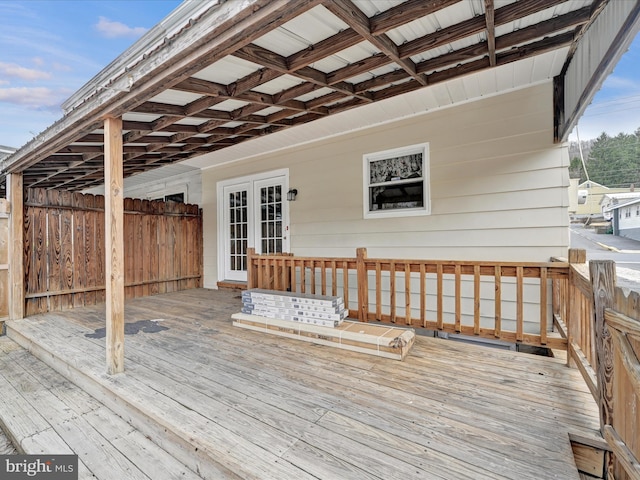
[220,172,288,282]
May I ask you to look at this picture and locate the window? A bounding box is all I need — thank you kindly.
[164,192,184,203]
[363,143,430,218]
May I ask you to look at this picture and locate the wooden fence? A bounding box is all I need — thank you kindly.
[0,199,8,331]
[23,188,202,316]
[553,252,640,480]
[248,248,569,349]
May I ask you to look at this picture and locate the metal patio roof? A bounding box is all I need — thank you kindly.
[1,0,639,195]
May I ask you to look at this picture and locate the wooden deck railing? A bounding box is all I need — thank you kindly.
[247,248,569,349]
[249,246,640,478]
[553,250,640,480]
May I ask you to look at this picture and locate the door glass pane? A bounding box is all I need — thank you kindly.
[228,190,248,271]
[259,184,284,254]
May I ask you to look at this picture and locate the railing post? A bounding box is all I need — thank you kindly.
[589,260,616,436]
[356,247,368,322]
[247,248,256,289]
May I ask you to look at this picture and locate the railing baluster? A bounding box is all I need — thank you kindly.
[281,257,287,291]
[291,259,297,292]
[516,266,524,342]
[540,267,548,345]
[405,263,411,326]
[390,261,396,323]
[321,259,326,295]
[331,260,337,296]
[300,261,306,293]
[342,260,349,312]
[274,257,280,291]
[420,263,426,328]
[437,263,443,331]
[376,262,382,321]
[455,264,461,333]
[495,265,502,338]
[473,264,480,335]
[310,259,315,295]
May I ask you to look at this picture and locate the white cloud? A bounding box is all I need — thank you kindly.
[32,57,44,67]
[0,62,50,81]
[0,87,63,109]
[95,16,148,38]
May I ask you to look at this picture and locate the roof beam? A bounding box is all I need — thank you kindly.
[323,0,427,86]
[484,0,496,66]
[415,7,591,75]
[234,43,372,101]
[399,0,567,59]
[370,0,462,36]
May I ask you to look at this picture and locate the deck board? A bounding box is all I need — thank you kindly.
[3,288,602,479]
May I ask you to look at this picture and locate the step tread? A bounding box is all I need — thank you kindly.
[0,337,201,480]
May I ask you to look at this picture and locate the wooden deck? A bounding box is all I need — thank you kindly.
[0,289,602,479]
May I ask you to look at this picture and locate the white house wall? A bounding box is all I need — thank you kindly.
[618,203,640,241]
[85,168,202,205]
[202,83,569,289]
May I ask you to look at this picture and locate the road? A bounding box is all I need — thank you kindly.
[570,224,640,289]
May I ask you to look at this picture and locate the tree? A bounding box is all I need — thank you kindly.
[587,131,640,187]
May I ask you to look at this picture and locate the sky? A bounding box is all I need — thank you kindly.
[0,0,182,149]
[0,0,638,150]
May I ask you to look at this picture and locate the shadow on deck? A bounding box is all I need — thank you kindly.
[0,289,603,479]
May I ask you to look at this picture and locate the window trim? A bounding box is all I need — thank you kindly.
[362,142,430,219]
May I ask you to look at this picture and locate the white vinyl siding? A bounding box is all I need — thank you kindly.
[201,83,569,290]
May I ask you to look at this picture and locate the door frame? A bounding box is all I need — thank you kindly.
[216,168,290,283]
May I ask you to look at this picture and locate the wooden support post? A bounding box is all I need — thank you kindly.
[8,173,24,320]
[247,248,255,289]
[589,260,615,434]
[104,116,125,375]
[356,247,368,322]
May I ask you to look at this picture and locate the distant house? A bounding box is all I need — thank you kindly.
[601,191,640,220]
[608,197,640,241]
[574,180,631,217]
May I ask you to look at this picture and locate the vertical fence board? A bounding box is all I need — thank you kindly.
[149,212,159,295]
[84,194,97,307]
[21,188,202,315]
[73,193,86,308]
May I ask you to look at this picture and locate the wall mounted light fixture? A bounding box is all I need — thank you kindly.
[287,188,298,201]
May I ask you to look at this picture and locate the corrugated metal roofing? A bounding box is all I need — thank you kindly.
[1,0,637,194]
